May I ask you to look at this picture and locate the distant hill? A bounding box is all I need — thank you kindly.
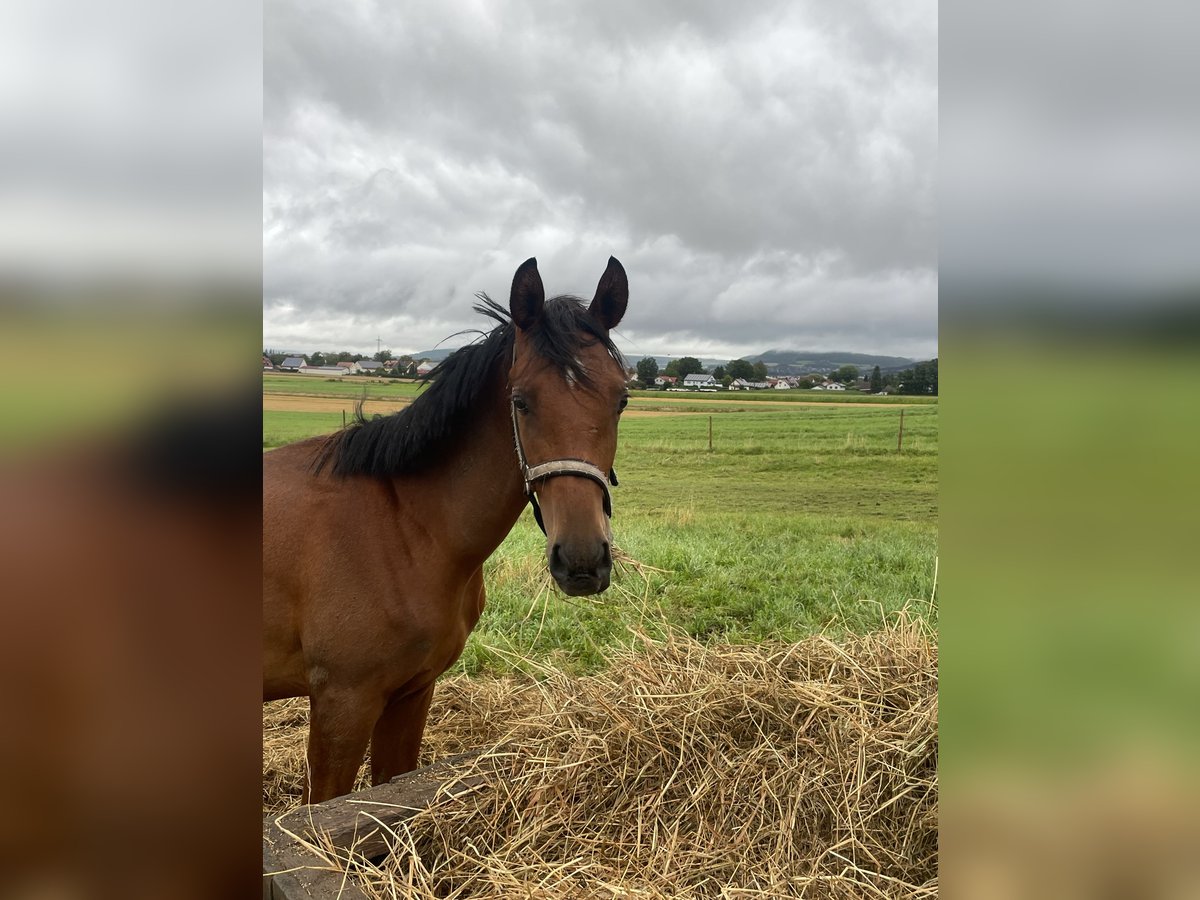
[409,347,457,362]
[408,344,921,375]
[622,349,918,375]
[746,350,917,375]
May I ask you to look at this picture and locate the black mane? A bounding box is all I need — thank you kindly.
[312,295,625,478]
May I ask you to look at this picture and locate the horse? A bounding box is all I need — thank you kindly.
[263,256,630,803]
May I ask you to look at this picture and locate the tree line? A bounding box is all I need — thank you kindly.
[630,357,937,395]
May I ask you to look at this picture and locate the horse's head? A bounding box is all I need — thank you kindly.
[507,256,629,596]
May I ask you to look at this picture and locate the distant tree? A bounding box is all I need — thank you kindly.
[677,357,705,378]
[309,352,326,367]
[636,357,659,387]
[870,365,883,393]
[726,359,754,381]
[663,359,681,377]
[374,349,392,363]
[751,361,768,381]
[268,352,287,366]
[896,359,938,395]
[712,365,727,381]
[335,351,354,362]
[833,365,859,383]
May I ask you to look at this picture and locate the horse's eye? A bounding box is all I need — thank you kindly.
[618,395,629,412]
[513,396,530,413]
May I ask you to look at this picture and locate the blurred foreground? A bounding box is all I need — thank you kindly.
[0,302,261,899]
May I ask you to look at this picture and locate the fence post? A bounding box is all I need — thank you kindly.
[342,409,346,429]
[708,415,713,452]
[897,408,905,452]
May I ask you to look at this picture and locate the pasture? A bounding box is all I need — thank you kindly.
[262,380,937,673]
[263,378,938,896]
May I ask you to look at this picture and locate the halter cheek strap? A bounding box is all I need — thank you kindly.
[510,398,618,536]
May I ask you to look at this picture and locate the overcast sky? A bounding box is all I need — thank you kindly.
[264,0,937,361]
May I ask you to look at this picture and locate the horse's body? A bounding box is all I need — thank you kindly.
[263,257,629,802]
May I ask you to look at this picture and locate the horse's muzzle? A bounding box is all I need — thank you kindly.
[548,540,612,596]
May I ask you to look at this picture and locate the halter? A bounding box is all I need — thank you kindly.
[509,348,618,536]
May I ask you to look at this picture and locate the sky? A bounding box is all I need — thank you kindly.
[264,0,937,362]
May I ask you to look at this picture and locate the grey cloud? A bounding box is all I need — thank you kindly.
[265,0,937,359]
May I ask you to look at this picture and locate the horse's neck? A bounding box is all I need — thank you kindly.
[400,382,529,568]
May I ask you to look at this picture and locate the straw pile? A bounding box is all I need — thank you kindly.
[264,614,937,898]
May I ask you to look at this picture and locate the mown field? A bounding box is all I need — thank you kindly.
[263,379,938,675]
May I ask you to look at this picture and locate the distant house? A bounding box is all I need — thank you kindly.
[773,380,792,390]
[298,365,347,377]
[279,356,306,371]
[358,360,383,373]
[654,375,678,386]
[262,355,276,370]
[729,378,771,391]
[824,382,845,391]
[383,359,401,371]
[683,373,717,388]
[336,361,362,374]
[416,360,437,377]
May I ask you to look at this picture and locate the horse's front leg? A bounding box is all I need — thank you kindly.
[370,684,436,785]
[303,686,383,804]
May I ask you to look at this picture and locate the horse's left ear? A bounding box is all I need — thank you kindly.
[588,256,628,331]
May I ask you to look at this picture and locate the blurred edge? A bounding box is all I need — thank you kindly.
[0,0,262,897]
[942,0,1200,895]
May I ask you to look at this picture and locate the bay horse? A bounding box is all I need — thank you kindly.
[263,257,630,803]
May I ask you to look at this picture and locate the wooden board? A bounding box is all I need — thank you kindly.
[263,750,501,900]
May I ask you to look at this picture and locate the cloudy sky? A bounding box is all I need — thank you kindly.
[264,0,937,362]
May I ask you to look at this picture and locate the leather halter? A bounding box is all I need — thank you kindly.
[509,353,618,536]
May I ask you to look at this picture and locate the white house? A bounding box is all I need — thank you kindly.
[729,379,771,391]
[416,360,438,377]
[279,356,306,371]
[682,373,717,388]
[336,360,362,374]
[773,380,792,390]
[298,365,348,377]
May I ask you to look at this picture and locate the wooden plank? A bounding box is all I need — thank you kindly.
[263,816,370,900]
[263,750,502,899]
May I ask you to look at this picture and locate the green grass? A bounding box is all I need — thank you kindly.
[262,373,425,399]
[264,398,938,675]
[262,411,345,449]
[630,388,936,405]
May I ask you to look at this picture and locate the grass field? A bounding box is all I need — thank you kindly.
[263,383,937,676]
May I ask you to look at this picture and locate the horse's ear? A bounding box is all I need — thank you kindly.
[510,257,545,330]
[589,256,628,331]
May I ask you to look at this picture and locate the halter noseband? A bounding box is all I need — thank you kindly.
[509,357,618,536]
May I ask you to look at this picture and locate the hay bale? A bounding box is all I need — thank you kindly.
[264,614,937,898]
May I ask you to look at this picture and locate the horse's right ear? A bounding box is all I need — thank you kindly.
[509,258,545,330]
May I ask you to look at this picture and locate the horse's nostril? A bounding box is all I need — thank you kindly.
[549,543,567,579]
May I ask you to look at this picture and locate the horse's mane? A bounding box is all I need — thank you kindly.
[312,294,625,479]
